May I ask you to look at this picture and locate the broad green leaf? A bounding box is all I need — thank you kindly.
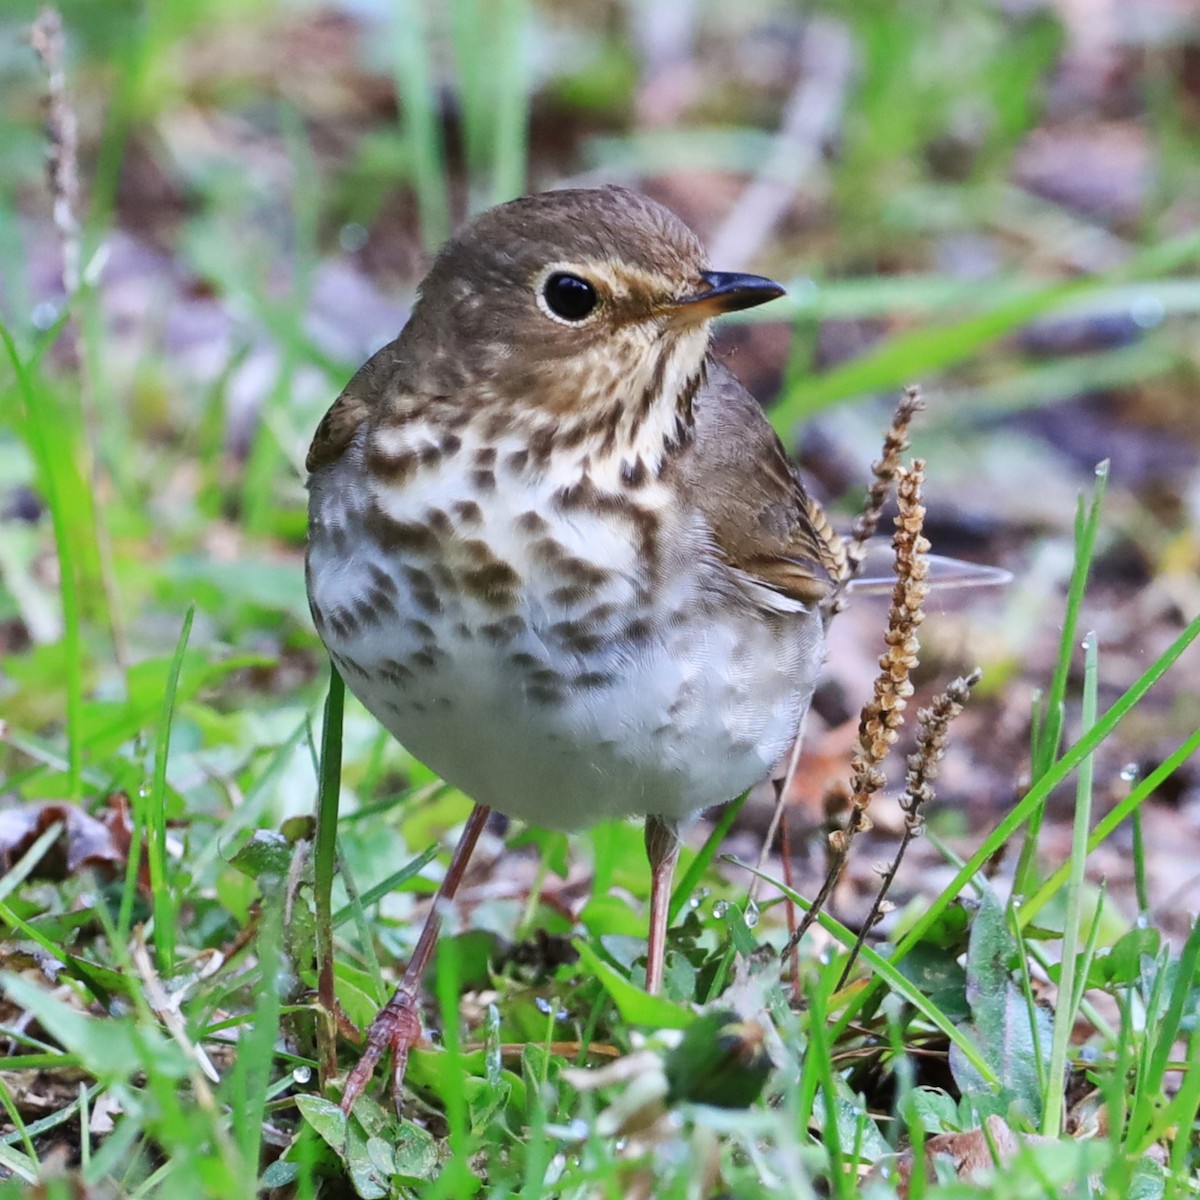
[907,1086,962,1135]
[294,1093,347,1152]
[345,1116,389,1199]
[390,1118,439,1183]
[948,890,1051,1123]
[573,940,694,1030]
[896,943,970,1024]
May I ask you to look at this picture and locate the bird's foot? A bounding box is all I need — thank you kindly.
[339,989,422,1115]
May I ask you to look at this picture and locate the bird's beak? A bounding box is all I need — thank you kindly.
[668,270,786,322]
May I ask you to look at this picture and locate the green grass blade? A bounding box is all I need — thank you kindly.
[803,975,847,1196]
[315,665,344,1079]
[1019,722,1200,927]
[1010,906,1050,1099]
[668,791,747,923]
[832,606,1200,1035]
[331,843,439,927]
[449,0,490,208]
[1,319,84,798]
[772,275,1090,423]
[488,0,529,206]
[432,940,474,1200]
[147,603,194,976]
[0,1075,39,1170]
[945,340,1178,421]
[1036,465,1109,777]
[227,900,284,1188]
[0,821,64,905]
[1128,913,1200,1153]
[742,865,998,1086]
[770,226,1200,424]
[1012,458,1105,897]
[392,0,451,252]
[449,0,528,210]
[188,719,310,880]
[1131,798,1150,918]
[1162,1025,1200,1183]
[329,842,385,998]
[1042,630,1098,1137]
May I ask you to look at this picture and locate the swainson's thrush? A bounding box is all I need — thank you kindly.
[306,186,840,1109]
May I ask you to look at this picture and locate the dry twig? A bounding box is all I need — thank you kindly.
[30,9,80,299]
[707,17,855,267]
[821,385,924,625]
[836,668,982,987]
[749,388,921,909]
[29,7,129,669]
[783,460,931,961]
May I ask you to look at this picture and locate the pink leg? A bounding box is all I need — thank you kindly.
[340,803,492,1114]
[643,815,681,995]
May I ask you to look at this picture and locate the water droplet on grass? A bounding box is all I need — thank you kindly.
[339,222,369,253]
[1129,294,1164,329]
[31,300,60,330]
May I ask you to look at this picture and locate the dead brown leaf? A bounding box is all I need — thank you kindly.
[0,795,136,883]
[869,1113,1064,1194]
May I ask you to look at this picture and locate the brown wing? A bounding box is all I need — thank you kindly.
[306,342,403,473]
[677,359,843,606]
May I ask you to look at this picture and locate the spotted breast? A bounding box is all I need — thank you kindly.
[306,365,824,832]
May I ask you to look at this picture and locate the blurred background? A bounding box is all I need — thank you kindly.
[2,0,1199,928]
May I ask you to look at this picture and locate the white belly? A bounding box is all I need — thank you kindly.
[307,432,822,831]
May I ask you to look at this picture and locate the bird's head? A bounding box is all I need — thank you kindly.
[399,187,785,434]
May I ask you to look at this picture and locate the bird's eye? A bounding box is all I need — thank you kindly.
[542,272,598,321]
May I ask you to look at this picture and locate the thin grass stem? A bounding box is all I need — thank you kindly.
[315,665,345,1080]
[147,603,194,975]
[668,791,746,923]
[1,322,83,798]
[392,0,451,252]
[1042,630,1097,1136]
[1016,465,1108,896]
[832,607,1200,1035]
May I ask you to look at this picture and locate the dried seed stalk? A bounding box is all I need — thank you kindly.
[821,385,924,625]
[751,389,924,904]
[837,667,981,987]
[783,460,930,960]
[29,7,130,669]
[900,669,982,825]
[30,8,80,298]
